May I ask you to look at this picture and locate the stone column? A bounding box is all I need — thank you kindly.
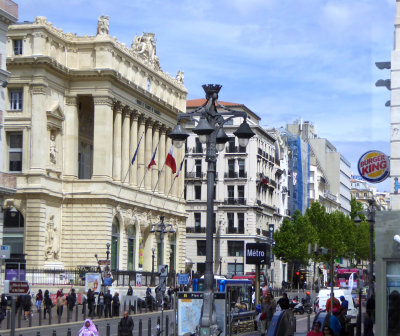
[64,96,79,179]
[158,127,166,194]
[144,119,153,190]
[129,111,139,186]
[137,115,146,188]
[165,137,172,195]
[29,84,47,173]
[112,103,122,182]
[121,107,131,183]
[151,123,160,191]
[92,96,113,179]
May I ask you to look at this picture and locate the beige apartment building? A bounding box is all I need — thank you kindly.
[2,16,187,271]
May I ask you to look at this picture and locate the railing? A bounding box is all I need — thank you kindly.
[226,226,244,234]
[186,227,206,233]
[0,0,18,19]
[224,198,247,205]
[225,171,238,178]
[185,171,203,178]
[238,171,247,178]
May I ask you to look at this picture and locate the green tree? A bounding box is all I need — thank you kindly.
[273,210,316,287]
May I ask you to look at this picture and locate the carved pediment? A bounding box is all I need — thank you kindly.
[47,101,65,130]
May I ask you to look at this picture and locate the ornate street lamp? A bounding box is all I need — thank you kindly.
[168,84,255,335]
[150,216,175,267]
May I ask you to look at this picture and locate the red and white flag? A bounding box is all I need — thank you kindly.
[165,145,176,173]
[147,147,157,170]
[175,158,185,179]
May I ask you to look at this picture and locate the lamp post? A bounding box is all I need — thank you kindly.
[234,258,237,276]
[150,216,175,268]
[354,199,375,297]
[219,257,223,276]
[151,248,156,286]
[168,84,255,335]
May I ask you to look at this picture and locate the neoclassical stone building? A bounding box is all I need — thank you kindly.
[2,16,187,271]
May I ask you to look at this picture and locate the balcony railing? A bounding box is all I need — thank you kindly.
[225,171,238,178]
[238,171,247,178]
[224,198,247,205]
[226,226,245,234]
[185,171,204,179]
[186,227,206,233]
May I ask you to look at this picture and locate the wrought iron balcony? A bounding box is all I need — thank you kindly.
[224,171,238,178]
[186,227,206,233]
[223,198,247,205]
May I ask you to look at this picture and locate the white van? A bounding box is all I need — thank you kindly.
[316,288,357,319]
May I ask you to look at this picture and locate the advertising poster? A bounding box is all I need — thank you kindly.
[138,239,144,269]
[85,273,101,293]
[136,273,142,287]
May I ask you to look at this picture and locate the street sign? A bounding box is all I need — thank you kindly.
[178,273,189,285]
[4,280,30,294]
[0,245,10,259]
[246,243,268,264]
[98,259,111,265]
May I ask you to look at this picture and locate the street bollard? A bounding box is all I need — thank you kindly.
[52,330,56,336]
[307,313,310,331]
[67,328,71,336]
[6,310,10,329]
[38,308,42,326]
[75,305,78,322]
[37,331,40,336]
[29,312,32,327]
[95,324,98,331]
[17,306,22,328]
[58,311,61,324]
[148,318,151,336]
[83,302,87,320]
[106,323,110,336]
[139,319,142,336]
[165,315,169,335]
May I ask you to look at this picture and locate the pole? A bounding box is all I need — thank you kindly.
[330,250,334,314]
[10,296,15,336]
[356,287,362,336]
[368,200,375,297]
[160,217,165,266]
[255,264,260,306]
[151,250,155,286]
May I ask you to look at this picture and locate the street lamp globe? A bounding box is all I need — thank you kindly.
[168,123,190,148]
[193,117,214,144]
[234,120,255,147]
[216,127,230,152]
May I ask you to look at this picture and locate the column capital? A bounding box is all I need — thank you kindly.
[131,109,139,121]
[93,95,114,107]
[113,100,123,113]
[122,105,132,117]
[159,125,167,134]
[152,121,162,131]
[30,84,47,95]
[145,117,154,128]
[138,113,146,124]
[65,96,78,106]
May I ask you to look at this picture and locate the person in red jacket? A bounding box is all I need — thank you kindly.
[307,321,323,336]
[326,293,341,313]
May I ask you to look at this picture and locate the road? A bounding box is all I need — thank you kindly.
[0,310,175,336]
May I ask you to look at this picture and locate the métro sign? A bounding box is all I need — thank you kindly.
[246,243,268,264]
[4,280,30,295]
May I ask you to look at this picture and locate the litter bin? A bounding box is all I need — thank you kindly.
[346,322,356,336]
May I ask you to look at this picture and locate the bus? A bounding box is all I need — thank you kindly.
[336,268,365,288]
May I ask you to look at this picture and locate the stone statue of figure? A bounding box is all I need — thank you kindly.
[132,33,158,63]
[49,133,57,164]
[176,70,184,84]
[45,215,60,261]
[97,15,109,36]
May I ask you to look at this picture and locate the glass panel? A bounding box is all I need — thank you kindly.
[3,235,23,254]
[111,236,119,270]
[9,153,22,172]
[9,133,22,148]
[387,262,400,335]
[127,238,135,271]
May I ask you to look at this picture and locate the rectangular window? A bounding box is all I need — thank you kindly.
[238,159,246,177]
[228,159,235,178]
[228,262,244,276]
[13,39,23,55]
[78,142,93,179]
[197,240,206,256]
[238,186,244,199]
[195,185,201,200]
[227,213,235,233]
[228,241,244,256]
[194,213,201,232]
[238,213,245,234]
[8,132,22,172]
[9,89,23,111]
[227,185,234,199]
[213,213,216,234]
[195,138,203,153]
[228,138,236,152]
[195,159,202,178]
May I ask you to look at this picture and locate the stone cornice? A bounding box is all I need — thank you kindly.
[65,96,78,106]
[93,96,113,106]
[30,84,46,95]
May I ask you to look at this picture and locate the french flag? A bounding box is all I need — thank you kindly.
[175,158,185,179]
[165,145,176,173]
[148,147,158,170]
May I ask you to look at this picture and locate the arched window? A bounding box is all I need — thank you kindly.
[3,208,24,258]
[111,217,120,270]
[127,226,136,271]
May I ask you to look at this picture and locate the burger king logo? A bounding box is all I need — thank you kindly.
[357,150,389,183]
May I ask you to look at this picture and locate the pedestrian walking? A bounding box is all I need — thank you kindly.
[126,286,133,296]
[56,292,66,318]
[23,294,32,320]
[261,292,276,334]
[118,311,134,336]
[67,288,77,314]
[87,289,95,318]
[78,318,99,336]
[43,290,53,319]
[97,292,105,317]
[35,289,43,312]
[112,292,120,317]
[104,290,112,318]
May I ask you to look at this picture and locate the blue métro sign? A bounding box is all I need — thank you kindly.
[246,243,268,264]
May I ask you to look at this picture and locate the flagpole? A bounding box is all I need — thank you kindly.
[149,162,167,203]
[163,159,192,208]
[117,132,144,200]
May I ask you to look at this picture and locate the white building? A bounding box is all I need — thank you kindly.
[184,99,287,286]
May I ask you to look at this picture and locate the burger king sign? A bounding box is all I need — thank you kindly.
[357,150,390,183]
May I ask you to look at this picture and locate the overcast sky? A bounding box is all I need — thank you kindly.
[18,0,394,191]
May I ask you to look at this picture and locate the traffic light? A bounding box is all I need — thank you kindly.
[296,271,300,276]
